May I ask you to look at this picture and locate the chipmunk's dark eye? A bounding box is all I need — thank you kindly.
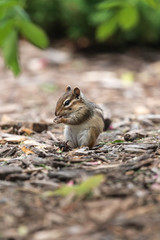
[64,100,70,106]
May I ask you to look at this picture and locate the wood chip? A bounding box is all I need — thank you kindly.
[0,166,22,179]
[23,167,44,173]
[137,114,160,123]
[3,135,27,143]
[124,129,148,141]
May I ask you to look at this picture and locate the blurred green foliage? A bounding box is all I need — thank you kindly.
[1,0,160,75]
[96,0,160,43]
[44,174,104,199]
[26,0,98,39]
[0,0,49,75]
[26,0,160,45]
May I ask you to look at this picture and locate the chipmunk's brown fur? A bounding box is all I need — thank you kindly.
[54,86,104,148]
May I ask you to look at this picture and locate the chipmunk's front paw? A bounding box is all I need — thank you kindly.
[54,116,62,124]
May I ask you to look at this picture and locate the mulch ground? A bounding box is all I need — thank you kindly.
[0,41,160,240]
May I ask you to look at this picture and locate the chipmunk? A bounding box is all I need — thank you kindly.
[54,86,109,148]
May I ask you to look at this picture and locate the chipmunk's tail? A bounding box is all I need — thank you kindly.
[103,118,112,131]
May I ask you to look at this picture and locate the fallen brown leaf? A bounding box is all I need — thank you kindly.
[21,146,35,155]
[19,127,33,135]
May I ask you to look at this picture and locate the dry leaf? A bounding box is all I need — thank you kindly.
[21,146,35,155]
[19,127,33,135]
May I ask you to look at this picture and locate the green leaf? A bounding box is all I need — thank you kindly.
[96,17,117,41]
[121,71,134,86]
[0,0,21,8]
[44,174,104,198]
[2,29,20,75]
[0,20,13,46]
[141,0,158,8]
[111,140,124,143]
[118,6,139,30]
[98,0,127,10]
[19,20,49,48]
[18,225,28,237]
[75,174,104,197]
[40,83,57,93]
[14,6,30,21]
[89,11,112,25]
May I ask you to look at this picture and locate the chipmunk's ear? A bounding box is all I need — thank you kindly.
[73,87,80,98]
[65,86,71,92]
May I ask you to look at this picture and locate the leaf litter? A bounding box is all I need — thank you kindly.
[1,42,160,239]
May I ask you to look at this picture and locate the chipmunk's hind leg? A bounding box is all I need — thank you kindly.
[80,128,98,148]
